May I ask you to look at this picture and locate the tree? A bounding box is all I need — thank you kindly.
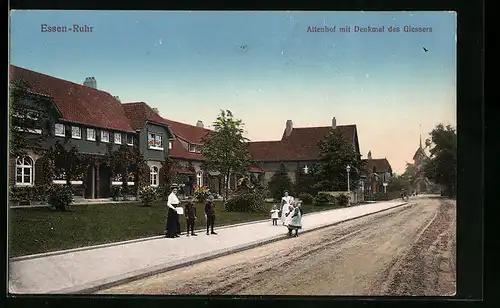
[294,164,319,195]
[267,163,294,201]
[314,129,365,191]
[9,78,50,157]
[387,173,412,193]
[160,155,181,199]
[423,124,457,198]
[202,110,251,201]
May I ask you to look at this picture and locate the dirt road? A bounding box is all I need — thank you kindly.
[97,196,456,296]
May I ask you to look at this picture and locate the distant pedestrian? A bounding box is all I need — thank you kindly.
[165,186,181,238]
[205,194,217,235]
[184,199,198,236]
[287,201,303,237]
[270,204,279,226]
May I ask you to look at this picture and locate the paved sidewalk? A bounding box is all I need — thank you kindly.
[8,200,408,294]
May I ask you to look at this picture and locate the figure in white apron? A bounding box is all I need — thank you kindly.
[280,191,294,226]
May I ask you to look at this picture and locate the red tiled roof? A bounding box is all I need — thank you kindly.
[169,139,205,161]
[248,125,357,161]
[171,167,195,174]
[249,166,265,173]
[122,102,170,131]
[362,158,393,173]
[10,65,135,132]
[161,118,211,144]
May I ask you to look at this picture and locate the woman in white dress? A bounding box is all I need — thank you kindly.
[280,191,294,225]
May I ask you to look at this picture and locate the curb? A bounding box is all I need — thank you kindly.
[52,201,410,294]
[10,205,358,261]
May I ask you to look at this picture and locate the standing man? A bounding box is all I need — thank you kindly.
[205,194,217,235]
[165,186,180,238]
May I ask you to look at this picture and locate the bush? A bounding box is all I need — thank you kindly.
[333,193,350,207]
[47,185,74,211]
[9,185,50,203]
[298,192,314,204]
[138,186,158,207]
[225,192,267,213]
[313,192,330,206]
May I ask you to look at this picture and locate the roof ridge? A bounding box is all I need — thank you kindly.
[10,65,115,97]
[162,117,212,132]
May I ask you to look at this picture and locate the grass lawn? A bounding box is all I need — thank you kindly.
[9,200,343,258]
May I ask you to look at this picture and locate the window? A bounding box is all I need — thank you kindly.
[196,171,203,187]
[127,172,135,183]
[148,133,163,150]
[71,126,81,139]
[12,110,42,134]
[101,130,110,143]
[196,145,202,153]
[189,144,196,153]
[15,156,34,186]
[55,123,65,137]
[87,128,96,141]
[126,134,134,146]
[114,132,122,144]
[168,140,173,150]
[150,166,159,186]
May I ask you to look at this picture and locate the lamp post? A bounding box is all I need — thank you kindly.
[346,165,351,192]
[383,182,388,194]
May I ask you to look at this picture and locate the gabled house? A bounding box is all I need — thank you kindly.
[248,117,360,186]
[362,151,393,194]
[9,65,140,199]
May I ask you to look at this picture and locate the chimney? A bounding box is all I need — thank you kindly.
[285,120,293,137]
[83,77,97,89]
[196,120,204,128]
[152,107,159,114]
[367,151,372,159]
[113,96,121,102]
[332,117,337,129]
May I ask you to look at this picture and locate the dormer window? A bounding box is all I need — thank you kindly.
[114,132,122,144]
[189,144,196,153]
[71,126,82,139]
[148,133,163,150]
[101,130,110,143]
[168,140,173,150]
[55,123,65,137]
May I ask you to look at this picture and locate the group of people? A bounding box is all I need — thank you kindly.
[164,186,217,238]
[270,191,303,237]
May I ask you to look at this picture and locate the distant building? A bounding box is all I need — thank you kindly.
[362,151,393,194]
[248,117,360,186]
[412,135,434,193]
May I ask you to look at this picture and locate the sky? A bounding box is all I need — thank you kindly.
[10,11,456,174]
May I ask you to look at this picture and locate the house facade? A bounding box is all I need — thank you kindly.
[9,65,172,199]
[248,117,361,186]
[362,151,393,194]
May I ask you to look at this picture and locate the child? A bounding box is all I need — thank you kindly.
[270,204,279,226]
[184,200,198,236]
[287,201,303,237]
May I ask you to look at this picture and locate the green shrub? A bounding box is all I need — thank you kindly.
[9,185,49,203]
[138,186,158,207]
[313,192,330,206]
[298,192,314,204]
[334,193,350,207]
[47,185,74,211]
[225,192,266,213]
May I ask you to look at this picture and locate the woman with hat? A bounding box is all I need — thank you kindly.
[280,190,294,226]
[165,185,181,238]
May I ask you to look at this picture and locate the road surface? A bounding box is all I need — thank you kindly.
[97,196,456,296]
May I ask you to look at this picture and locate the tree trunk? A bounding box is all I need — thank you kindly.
[224,170,231,202]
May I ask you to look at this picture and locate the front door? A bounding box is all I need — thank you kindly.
[98,163,111,198]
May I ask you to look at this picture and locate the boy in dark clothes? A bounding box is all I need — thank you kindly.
[204,194,217,235]
[184,200,198,236]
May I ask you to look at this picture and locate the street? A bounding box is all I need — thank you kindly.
[96,196,456,296]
